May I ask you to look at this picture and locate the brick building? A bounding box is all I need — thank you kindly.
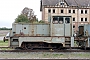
[40,0,90,33]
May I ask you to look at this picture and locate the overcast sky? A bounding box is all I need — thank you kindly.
[0,0,41,28]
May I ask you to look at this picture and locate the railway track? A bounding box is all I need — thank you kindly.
[0,47,90,52]
[0,59,90,60]
[0,49,90,52]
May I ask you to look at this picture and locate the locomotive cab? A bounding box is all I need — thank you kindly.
[51,16,72,36]
[50,16,74,47]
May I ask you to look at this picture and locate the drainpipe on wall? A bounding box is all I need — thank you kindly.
[89,7,90,24]
[77,7,79,33]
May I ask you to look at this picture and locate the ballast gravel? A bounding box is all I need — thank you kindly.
[0,52,90,59]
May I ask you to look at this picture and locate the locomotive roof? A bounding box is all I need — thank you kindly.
[13,23,50,25]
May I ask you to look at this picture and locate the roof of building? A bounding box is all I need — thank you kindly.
[42,0,90,6]
[40,0,90,11]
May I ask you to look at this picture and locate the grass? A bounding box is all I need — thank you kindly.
[41,53,90,58]
[74,41,78,47]
[0,40,8,46]
[0,40,13,50]
[43,53,64,58]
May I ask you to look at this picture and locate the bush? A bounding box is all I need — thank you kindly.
[15,14,29,23]
[39,20,45,23]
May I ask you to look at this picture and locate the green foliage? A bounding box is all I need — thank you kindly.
[36,18,39,22]
[15,14,45,23]
[15,14,29,23]
[0,27,11,30]
[39,20,45,23]
[0,40,8,46]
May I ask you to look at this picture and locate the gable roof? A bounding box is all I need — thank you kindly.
[65,0,77,6]
[42,0,90,6]
[40,0,90,11]
[75,0,90,6]
[42,0,59,5]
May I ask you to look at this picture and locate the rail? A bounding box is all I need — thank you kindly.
[0,59,90,60]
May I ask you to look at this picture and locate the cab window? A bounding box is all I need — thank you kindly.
[53,17,58,24]
[65,17,70,23]
[59,17,63,24]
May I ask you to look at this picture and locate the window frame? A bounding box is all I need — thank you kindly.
[85,18,87,21]
[60,2,64,5]
[53,9,55,13]
[48,9,51,13]
[73,10,75,13]
[73,18,75,21]
[61,9,63,13]
[81,10,83,14]
[73,25,75,28]
[65,17,70,23]
[69,10,71,13]
[81,18,83,21]
[85,10,87,14]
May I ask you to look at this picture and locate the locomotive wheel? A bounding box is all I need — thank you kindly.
[21,42,33,50]
[25,43,33,50]
[21,42,63,50]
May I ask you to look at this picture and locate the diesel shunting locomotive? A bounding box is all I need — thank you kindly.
[9,16,75,50]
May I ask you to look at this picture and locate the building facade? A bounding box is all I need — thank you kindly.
[40,0,90,33]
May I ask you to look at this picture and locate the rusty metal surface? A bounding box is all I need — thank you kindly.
[65,24,71,36]
[12,23,50,37]
[74,37,87,41]
[88,37,90,47]
[52,24,64,36]
[84,24,90,36]
[51,16,72,37]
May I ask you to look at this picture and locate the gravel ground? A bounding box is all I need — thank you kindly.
[0,52,90,59]
[0,30,10,40]
[0,36,4,41]
[0,30,10,36]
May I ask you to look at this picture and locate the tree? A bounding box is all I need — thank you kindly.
[15,14,29,23]
[22,7,35,21]
[0,27,11,30]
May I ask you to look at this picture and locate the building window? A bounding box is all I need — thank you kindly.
[81,10,83,14]
[61,10,63,13]
[48,9,51,13]
[73,10,75,13]
[73,25,75,28]
[73,18,75,21]
[85,10,87,14]
[69,10,71,13]
[60,2,64,5]
[53,9,55,13]
[81,18,83,21]
[85,18,87,21]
